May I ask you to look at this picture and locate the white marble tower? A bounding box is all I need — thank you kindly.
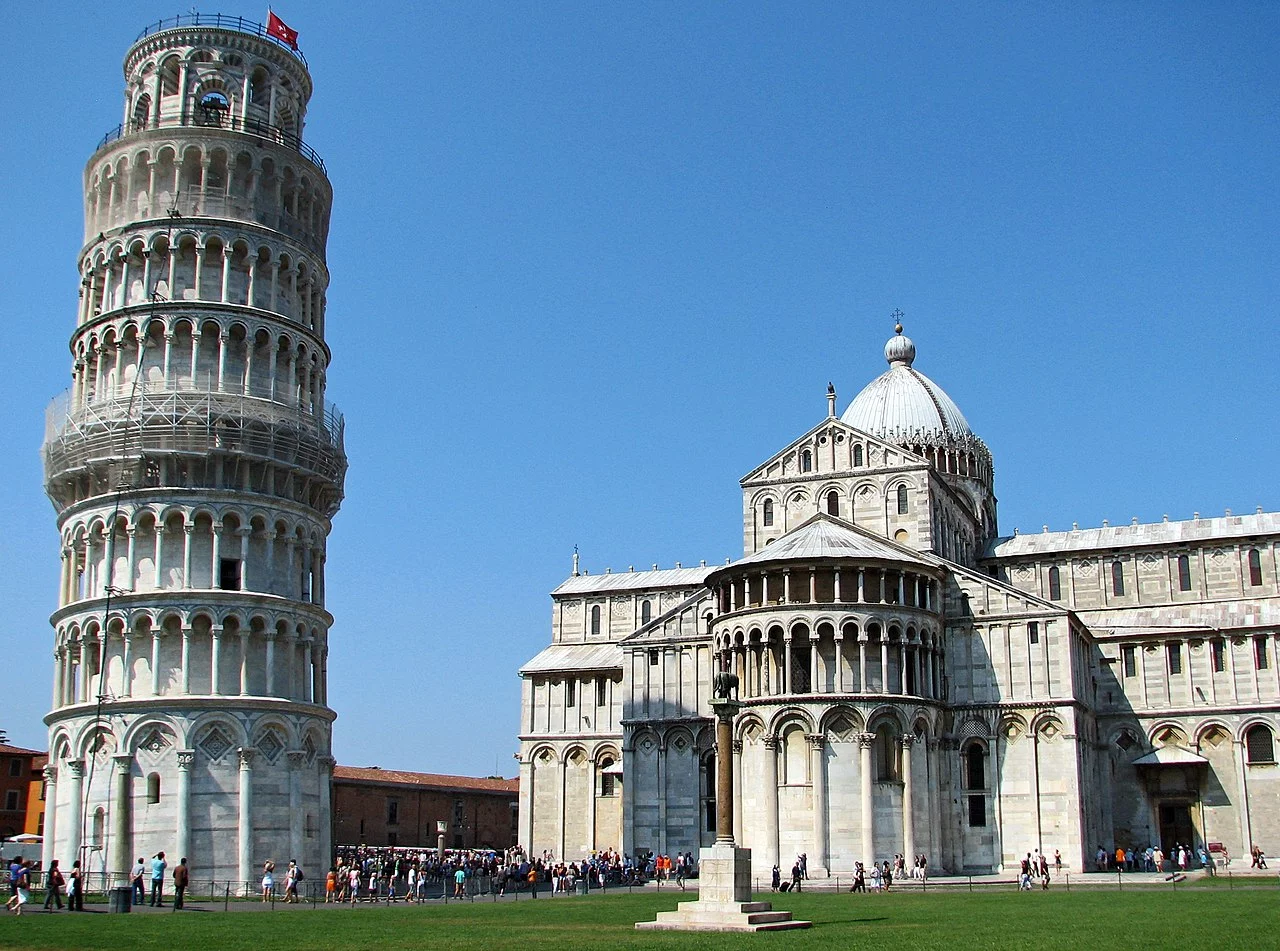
[41,14,344,888]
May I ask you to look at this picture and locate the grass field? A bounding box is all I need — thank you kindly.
[1,888,1275,951]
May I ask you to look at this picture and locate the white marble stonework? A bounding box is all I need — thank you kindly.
[518,325,1280,876]
[41,18,344,887]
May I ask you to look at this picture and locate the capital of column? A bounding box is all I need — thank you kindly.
[43,765,58,784]
[762,735,780,751]
[112,752,133,773]
[286,750,308,768]
[730,740,743,754]
[317,754,336,774]
[805,733,826,750]
[176,750,195,770]
[900,733,917,749]
[237,747,255,770]
[66,759,85,778]
[856,732,877,750]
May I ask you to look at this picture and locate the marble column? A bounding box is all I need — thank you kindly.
[41,766,57,872]
[762,736,780,869]
[901,735,916,862]
[318,756,335,874]
[64,760,85,872]
[110,753,132,884]
[175,750,193,863]
[287,751,306,863]
[858,733,875,864]
[808,734,828,872]
[237,748,254,890]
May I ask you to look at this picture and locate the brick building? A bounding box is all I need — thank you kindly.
[0,744,45,840]
[332,767,518,850]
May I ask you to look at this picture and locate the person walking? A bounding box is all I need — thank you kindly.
[148,851,167,906]
[42,860,65,911]
[172,858,189,910]
[771,865,780,892]
[5,861,31,915]
[850,862,866,893]
[283,860,302,903]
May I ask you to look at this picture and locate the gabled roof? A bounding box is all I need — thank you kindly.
[986,510,1280,559]
[729,513,938,570]
[739,417,926,485]
[0,745,45,757]
[1131,747,1208,767]
[552,565,714,596]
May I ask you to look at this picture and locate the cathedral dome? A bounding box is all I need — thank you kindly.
[841,325,976,447]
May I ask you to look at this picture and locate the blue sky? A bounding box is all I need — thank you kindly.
[1,2,1276,775]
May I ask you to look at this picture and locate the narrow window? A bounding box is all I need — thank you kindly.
[218,557,242,591]
[897,484,908,515]
[7,759,20,778]
[590,605,601,637]
[1256,637,1271,671]
[600,759,618,797]
[596,677,607,707]
[762,499,774,527]
[1167,642,1182,675]
[648,649,659,666]
[1177,555,1192,592]
[1121,644,1136,678]
[640,599,652,624]
[3,790,18,811]
[1111,561,1125,596]
[146,772,161,804]
[1048,566,1062,601]
[826,490,839,516]
[965,743,985,790]
[853,445,864,467]
[387,798,399,824]
[1246,725,1275,764]
[1248,549,1263,587]
[566,678,576,707]
[801,450,812,473]
[1212,638,1226,673]
[1028,622,1040,645]
[968,794,986,828]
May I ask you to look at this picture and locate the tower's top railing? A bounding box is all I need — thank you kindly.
[134,13,308,66]
[93,111,325,171]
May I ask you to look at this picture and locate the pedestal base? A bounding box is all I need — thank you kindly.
[635,843,811,933]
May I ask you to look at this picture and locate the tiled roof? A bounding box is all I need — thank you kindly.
[552,565,715,596]
[519,642,623,674]
[0,745,45,757]
[987,511,1280,558]
[333,766,517,794]
[733,514,935,569]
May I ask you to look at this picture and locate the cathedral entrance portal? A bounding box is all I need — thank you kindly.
[1157,802,1195,855]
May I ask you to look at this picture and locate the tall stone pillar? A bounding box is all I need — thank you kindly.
[318,756,335,872]
[41,766,57,873]
[808,734,828,872]
[110,754,132,885]
[175,750,194,864]
[237,748,254,890]
[858,733,875,864]
[762,735,780,869]
[64,760,85,872]
[288,751,307,863]
[901,735,916,862]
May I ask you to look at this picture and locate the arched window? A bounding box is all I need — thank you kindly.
[853,445,864,467]
[800,450,812,473]
[1048,566,1062,601]
[147,772,161,804]
[1177,554,1192,591]
[1248,549,1263,586]
[590,605,601,637]
[1111,561,1125,596]
[1245,725,1275,764]
[640,600,652,625]
[826,490,839,516]
[762,499,774,527]
[897,484,908,515]
[92,807,105,848]
[964,742,985,790]
[876,725,899,781]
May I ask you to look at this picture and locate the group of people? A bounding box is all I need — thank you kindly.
[7,852,190,913]
[259,859,305,902]
[1097,843,1207,874]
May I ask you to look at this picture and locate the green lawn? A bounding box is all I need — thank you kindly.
[1,888,1275,951]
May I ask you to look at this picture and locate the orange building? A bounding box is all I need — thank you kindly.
[332,766,518,850]
[0,744,45,841]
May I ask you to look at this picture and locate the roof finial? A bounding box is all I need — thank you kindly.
[891,308,905,335]
[572,545,580,577]
[826,382,836,417]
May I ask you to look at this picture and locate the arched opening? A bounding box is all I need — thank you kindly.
[800,450,812,473]
[897,484,909,515]
[853,444,864,467]
[147,772,161,803]
[92,807,105,848]
[1048,566,1062,601]
[1246,725,1275,764]
[640,600,652,625]
[1111,561,1125,596]
[826,490,839,516]
[1248,549,1263,586]
[964,741,985,789]
[762,499,774,527]
[590,605,601,637]
[1177,554,1192,592]
[875,725,899,781]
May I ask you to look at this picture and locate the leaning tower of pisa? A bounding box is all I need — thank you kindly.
[41,14,345,888]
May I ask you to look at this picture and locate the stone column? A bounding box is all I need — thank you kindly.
[120,633,133,698]
[859,636,868,693]
[762,736,780,869]
[901,735,916,862]
[180,626,192,694]
[65,760,85,872]
[318,756,335,872]
[858,733,875,864]
[880,638,890,692]
[808,734,828,872]
[210,626,223,694]
[41,766,57,873]
[151,629,162,696]
[110,753,132,884]
[809,633,820,693]
[834,633,845,693]
[265,633,277,696]
[288,751,306,863]
[237,748,255,891]
[239,631,250,695]
[783,633,793,694]
[175,750,193,864]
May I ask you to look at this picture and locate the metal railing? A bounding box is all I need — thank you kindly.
[42,387,347,488]
[134,14,308,66]
[95,111,324,171]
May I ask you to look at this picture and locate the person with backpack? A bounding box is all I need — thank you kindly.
[5,861,32,915]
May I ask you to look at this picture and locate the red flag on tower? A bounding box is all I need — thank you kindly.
[266,10,299,49]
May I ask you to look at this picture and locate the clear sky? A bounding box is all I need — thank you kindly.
[1,2,1276,775]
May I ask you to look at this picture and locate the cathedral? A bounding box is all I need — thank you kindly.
[517,323,1280,875]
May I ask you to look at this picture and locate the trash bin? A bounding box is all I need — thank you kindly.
[108,885,133,913]
[575,880,589,896]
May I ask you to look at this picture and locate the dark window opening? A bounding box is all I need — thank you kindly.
[1177,555,1192,592]
[1167,642,1182,675]
[1248,549,1263,587]
[1212,639,1226,673]
[965,743,985,790]
[596,677,607,707]
[218,557,242,591]
[387,798,399,825]
[1246,725,1275,764]
[762,499,774,527]
[146,773,161,804]
[968,794,986,827]
[1256,638,1271,671]
[1122,644,1137,678]
[826,491,839,516]
[1111,561,1125,596]
[854,445,864,467]
[649,649,659,666]
[897,484,909,515]
[566,679,577,707]
[1048,567,1062,601]
[641,599,652,624]
[801,450,812,473]
[590,605,601,637]
[1029,622,1040,645]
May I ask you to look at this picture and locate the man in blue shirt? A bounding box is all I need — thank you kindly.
[149,851,167,906]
